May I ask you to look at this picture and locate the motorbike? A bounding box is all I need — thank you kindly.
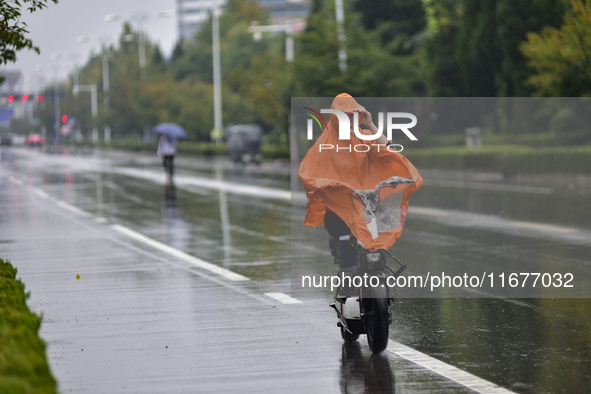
[330,237,407,353]
[330,176,412,353]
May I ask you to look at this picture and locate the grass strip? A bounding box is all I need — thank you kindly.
[0,259,57,394]
[405,145,591,177]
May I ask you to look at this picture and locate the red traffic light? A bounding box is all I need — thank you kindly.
[8,95,14,103]
[22,94,29,102]
[37,95,44,103]
[61,114,68,123]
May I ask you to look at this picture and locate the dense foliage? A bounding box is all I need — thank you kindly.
[422,0,565,96]
[0,0,58,70]
[522,0,591,96]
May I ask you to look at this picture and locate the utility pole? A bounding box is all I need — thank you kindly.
[335,0,347,72]
[212,5,223,142]
[102,45,111,143]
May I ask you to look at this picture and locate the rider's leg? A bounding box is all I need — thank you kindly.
[324,211,356,274]
[329,237,339,265]
[337,235,356,275]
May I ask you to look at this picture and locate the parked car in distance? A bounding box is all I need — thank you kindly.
[0,134,12,146]
[26,134,44,146]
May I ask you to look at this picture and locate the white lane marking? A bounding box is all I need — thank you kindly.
[9,177,24,186]
[111,224,249,282]
[32,188,50,199]
[264,292,302,304]
[387,340,514,393]
[115,168,293,201]
[511,220,574,234]
[426,179,553,195]
[55,200,91,217]
[409,206,450,217]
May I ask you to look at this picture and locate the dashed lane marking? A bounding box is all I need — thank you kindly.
[55,200,91,217]
[111,224,249,282]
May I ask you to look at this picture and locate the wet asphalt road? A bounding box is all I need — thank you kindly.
[0,145,590,393]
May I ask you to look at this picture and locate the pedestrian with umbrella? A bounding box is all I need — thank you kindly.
[154,123,187,182]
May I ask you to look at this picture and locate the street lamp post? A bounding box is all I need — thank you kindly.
[137,14,147,79]
[176,1,224,142]
[73,84,98,142]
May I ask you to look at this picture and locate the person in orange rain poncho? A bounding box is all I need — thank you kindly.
[299,93,423,272]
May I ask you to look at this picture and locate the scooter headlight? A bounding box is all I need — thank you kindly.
[366,252,381,263]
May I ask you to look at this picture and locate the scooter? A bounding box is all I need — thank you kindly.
[330,236,407,353]
[330,176,413,353]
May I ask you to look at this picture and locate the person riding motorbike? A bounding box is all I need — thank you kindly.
[299,93,423,281]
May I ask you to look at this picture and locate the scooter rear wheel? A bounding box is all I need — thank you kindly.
[365,285,390,353]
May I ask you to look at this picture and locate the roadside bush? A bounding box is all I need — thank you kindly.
[64,138,290,159]
[0,259,56,393]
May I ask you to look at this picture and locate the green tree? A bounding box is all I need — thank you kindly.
[496,0,565,96]
[455,0,499,96]
[293,1,343,96]
[170,0,270,83]
[169,0,286,135]
[422,0,565,96]
[295,0,425,97]
[422,0,464,96]
[522,0,591,96]
[0,0,58,69]
[353,0,426,53]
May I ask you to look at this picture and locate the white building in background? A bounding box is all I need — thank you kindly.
[176,0,310,41]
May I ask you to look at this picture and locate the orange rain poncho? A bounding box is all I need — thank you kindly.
[299,93,423,251]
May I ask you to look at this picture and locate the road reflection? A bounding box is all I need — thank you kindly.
[340,342,395,393]
[163,181,179,215]
[162,182,191,250]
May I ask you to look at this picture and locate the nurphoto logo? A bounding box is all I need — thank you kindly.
[304,107,418,153]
